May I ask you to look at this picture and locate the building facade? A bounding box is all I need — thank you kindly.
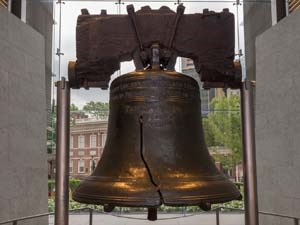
[69,118,108,179]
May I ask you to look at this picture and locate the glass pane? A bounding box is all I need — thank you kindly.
[121,0,177,11]
[51,0,246,221]
[54,1,117,109]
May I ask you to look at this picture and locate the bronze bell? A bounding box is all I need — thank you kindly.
[72,68,242,220]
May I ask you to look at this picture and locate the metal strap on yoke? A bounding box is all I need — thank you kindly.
[127,5,144,51]
[167,4,185,49]
[127,4,185,52]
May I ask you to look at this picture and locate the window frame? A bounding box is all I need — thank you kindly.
[70,136,74,149]
[69,160,73,173]
[101,133,107,147]
[78,159,85,173]
[90,134,97,148]
[78,135,85,148]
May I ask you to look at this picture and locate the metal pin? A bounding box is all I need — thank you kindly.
[147,207,157,221]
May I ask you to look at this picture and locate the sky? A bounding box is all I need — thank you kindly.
[52,0,244,109]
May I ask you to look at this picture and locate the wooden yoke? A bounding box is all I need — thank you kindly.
[68,5,241,89]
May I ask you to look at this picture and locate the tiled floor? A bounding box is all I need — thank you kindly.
[49,213,244,225]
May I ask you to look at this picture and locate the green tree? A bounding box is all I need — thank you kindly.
[70,103,79,112]
[83,101,109,119]
[202,95,242,168]
[47,109,56,154]
[47,102,79,153]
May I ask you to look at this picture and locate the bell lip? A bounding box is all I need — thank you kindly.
[72,194,242,208]
[72,192,162,207]
[72,190,242,208]
[72,175,242,207]
[162,191,242,206]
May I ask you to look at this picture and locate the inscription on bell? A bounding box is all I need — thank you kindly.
[123,104,183,128]
[111,74,199,102]
[111,77,198,93]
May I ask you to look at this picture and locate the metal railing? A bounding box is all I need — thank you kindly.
[259,211,299,225]
[0,208,92,225]
[0,206,299,225]
[215,207,244,225]
[214,207,300,225]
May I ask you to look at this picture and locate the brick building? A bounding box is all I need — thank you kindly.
[69,118,108,179]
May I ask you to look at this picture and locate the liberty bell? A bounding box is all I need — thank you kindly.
[71,5,242,221]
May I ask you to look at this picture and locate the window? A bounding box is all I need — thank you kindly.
[78,135,85,148]
[78,160,85,173]
[90,134,97,148]
[101,133,107,147]
[70,151,73,156]
[78,150,84,156]
[70,136,74,149]
[69,160,73,173]
[90,150,96,156]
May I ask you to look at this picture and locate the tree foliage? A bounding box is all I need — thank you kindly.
[47,110,56,154]
[83,101,109,119]
[70,103,79,111]
[47,103,79,153]
[48,178,81,193]
[202,95,242,168]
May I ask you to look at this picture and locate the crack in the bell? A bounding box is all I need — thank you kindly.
[139,116,164,204]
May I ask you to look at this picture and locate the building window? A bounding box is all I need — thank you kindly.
[78,160,85,173]
[70,151,73,156]
[69,160,73,173]
[78,135,85,148]
[90,150,96,156]
[70,136,74,149]
[90,134,97,148]
[101,133,107,147]
[78,150,84,156]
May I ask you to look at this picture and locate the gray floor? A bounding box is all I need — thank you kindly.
[49,213,244,225]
